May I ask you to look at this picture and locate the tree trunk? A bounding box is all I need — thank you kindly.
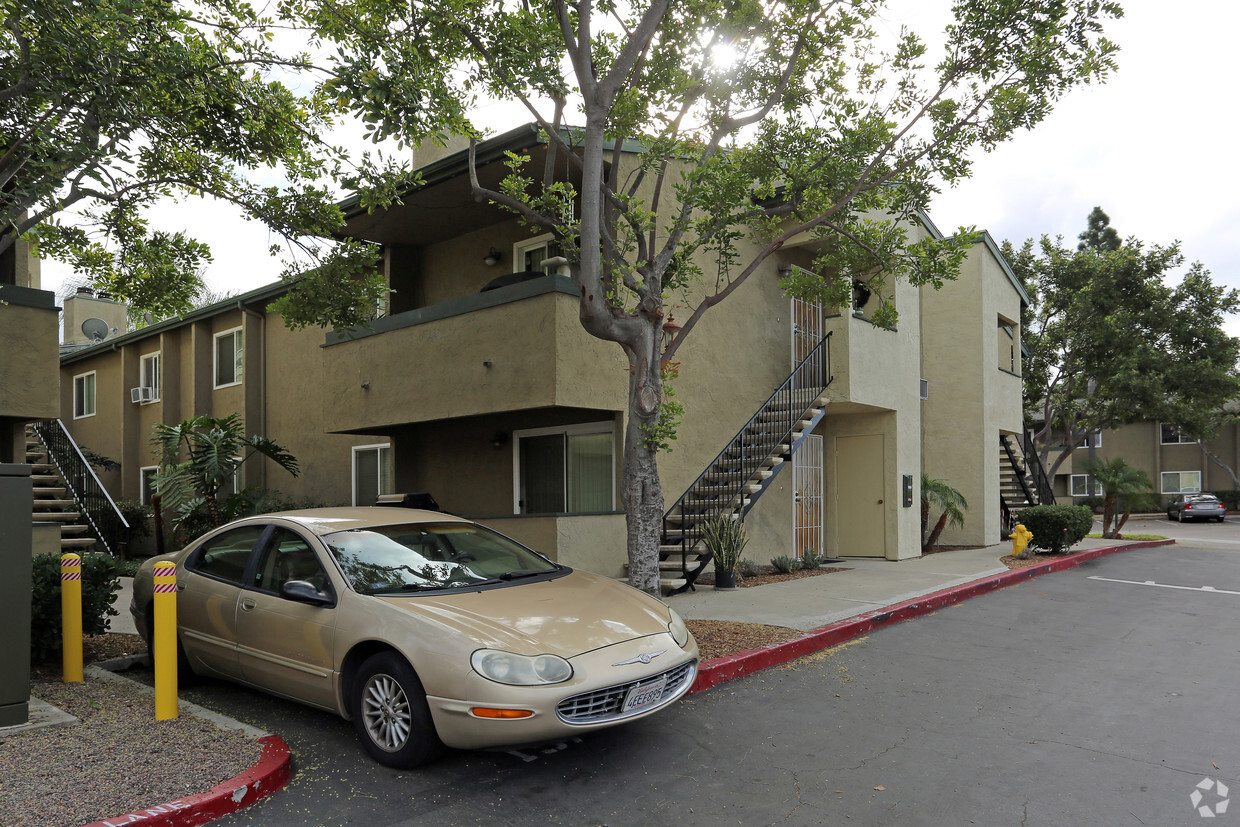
[1200,442,1240,488]
[1101,491,1117,538]
[924,512,949,554]
[151,494,166,556]
[920,499,930,545]
[622,328,666,597]
[1113,508,1132,536]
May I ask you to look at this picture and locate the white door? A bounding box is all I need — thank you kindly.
[793,434,824,559]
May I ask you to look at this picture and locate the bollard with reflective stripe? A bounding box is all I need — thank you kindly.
[152,561,179,720]
[61,553,83,683]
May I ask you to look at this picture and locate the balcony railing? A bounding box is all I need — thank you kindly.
[31,419,129,557]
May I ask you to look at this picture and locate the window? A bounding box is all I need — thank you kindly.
[254,528,331,597]
[188,524,268,584]
[352,444,393,506]
[140,352,161,402]
[217,457,242,498]
[1162,471,1202,495]
[514,423,614,514]
[139,466,158,505]
[214,327,243,388]
[998,317,1018,373]
[513,233,564,275]
[1069,474,1095,497]
[1077,431,1102,449]
[1160,423,1197,444]
[73,371,96,419]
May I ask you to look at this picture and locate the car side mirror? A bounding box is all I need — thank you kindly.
[281,580,333,606]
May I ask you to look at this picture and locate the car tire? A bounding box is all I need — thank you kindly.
[1178,511,1185,523]
[351,652,444,769]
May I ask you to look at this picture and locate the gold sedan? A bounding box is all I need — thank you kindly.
[132,507,698,768]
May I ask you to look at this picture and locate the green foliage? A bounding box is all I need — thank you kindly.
[266,242,390,334]
[921,474,968,553]
[30,553,120,663]
[639,362,686,453]
[800,550,824,570]
[78,446,120,474]
[737,559,761,580]
[769,555,800,575]
[1008,208,1240,475]
[1,0,387,323]
[1018,505,1095,554]
[702,514,748,573]
[1080,456,1153,537]
[114,499,153,540]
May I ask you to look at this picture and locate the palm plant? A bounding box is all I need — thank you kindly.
[150,414,299,548]
[1080,457,1152,538]
[921,474,968,554]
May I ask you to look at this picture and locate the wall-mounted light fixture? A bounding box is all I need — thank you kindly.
[484,247,502,267]
[491,431,509,449]
[661,314,683,355]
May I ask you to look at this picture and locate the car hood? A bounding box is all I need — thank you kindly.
[374,570,672,658]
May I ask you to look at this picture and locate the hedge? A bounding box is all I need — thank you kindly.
[30,552,121,663]
[1018,505,1095,554]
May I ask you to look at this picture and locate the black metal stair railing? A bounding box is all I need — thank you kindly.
[1023,429,1056,505]
[31,419,129,556]
[660,332,833,588]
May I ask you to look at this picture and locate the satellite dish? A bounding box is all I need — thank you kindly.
[81,318,110,343]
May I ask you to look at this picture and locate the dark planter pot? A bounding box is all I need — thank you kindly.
[714,569,738,590]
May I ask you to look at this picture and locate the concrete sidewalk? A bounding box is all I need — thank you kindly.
[670,537,1135,630]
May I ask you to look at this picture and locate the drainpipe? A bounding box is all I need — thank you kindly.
[238,301,266,489]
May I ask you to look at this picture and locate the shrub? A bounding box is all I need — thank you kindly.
[30,552,121,663]
[770,555,800,574]
[702,514,748,573]
[1018,505,1095,554]
[737,559,761,580]
[800,550,824,569]
[1075,496,1104,514]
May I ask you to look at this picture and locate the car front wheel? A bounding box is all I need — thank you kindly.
[351,652,444,768]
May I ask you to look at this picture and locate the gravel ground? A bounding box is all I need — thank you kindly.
[1,664,260,827]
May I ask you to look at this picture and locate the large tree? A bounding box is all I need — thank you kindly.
[1,0,386,321]
[285,0,1121,594]
[1009,209,1240,478]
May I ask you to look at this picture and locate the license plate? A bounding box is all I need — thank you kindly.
[622,675,667,713]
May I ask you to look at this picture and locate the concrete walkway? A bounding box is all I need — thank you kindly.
[670,538,1126,631]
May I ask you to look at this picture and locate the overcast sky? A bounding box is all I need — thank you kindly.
[44,0,1240,338]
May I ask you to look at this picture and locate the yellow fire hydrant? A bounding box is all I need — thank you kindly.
[1012,523,1034,557]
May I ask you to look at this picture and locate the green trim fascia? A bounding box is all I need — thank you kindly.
[998,367,1023,379]
[59,279,295,367]
[324,275,579,346]
[977,229,1032,307]
[0,284,56,310]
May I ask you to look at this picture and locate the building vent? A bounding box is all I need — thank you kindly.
[919,378,929,400]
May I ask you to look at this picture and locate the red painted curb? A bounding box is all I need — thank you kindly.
[84,734,292,827]
[689,539,1175,694]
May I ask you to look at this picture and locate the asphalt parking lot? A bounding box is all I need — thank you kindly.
[134,534,1240,826]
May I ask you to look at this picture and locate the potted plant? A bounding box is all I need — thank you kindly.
[703,513,748,590]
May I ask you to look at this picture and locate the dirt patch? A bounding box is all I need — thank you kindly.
[685,619,804,661]
[30,633,148,680]
[1000,552,1074,570]
[694,564,850,589]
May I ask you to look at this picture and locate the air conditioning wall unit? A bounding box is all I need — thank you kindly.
[919,378,929,400]
[130,386,155,403]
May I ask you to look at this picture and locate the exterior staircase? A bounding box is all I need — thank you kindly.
[655,332,833,594]
[1000,430,1055,534]
[26,420,128,557]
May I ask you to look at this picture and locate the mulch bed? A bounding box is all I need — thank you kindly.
[693,563,850,588]
[30,633,148,680]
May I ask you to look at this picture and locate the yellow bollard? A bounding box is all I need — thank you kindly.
[152,561,179,720]
[1012,523,1034,557]
[61,553,83,683]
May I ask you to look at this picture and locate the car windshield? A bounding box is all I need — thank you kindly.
[323,523,559,594]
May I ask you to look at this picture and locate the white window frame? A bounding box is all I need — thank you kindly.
[351,443,393,506]
[140,351,161,403]
[1069,474,1095,497]
[73,371,96,419]
[1160,423,1197,445]
[513,233,563,275]
[1161,470,1202,495]
[1077,432,1102,449]
[512,421,615,514]
[139,466,158,505]
[213,327,244,389]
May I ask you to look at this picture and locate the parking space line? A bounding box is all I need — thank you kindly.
[1088,576,1240,595]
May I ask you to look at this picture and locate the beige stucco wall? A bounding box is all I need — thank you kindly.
[477,513,627,577]
[919,239,1025,546]
[0,300,60,421]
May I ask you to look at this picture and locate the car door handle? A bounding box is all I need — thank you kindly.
[240,598,256,612]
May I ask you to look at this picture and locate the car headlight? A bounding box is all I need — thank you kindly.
[471,650,573,685]
[668,609,691,649]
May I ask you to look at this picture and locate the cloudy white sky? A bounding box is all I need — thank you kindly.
[43,0,1240,337]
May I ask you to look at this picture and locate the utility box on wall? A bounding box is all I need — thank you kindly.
[0,463,33,726]
[903,474,914,508]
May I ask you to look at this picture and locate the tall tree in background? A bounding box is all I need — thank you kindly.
[1,0,386,322]
[1009,209,1240,478]
[286,0,1122,593]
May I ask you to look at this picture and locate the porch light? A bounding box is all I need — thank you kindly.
[662,315,683,355]
[484,247,502,266]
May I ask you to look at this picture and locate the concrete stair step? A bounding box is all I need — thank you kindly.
[32,512,81,522]
[60,537,97,549]
[33,499,76,509]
